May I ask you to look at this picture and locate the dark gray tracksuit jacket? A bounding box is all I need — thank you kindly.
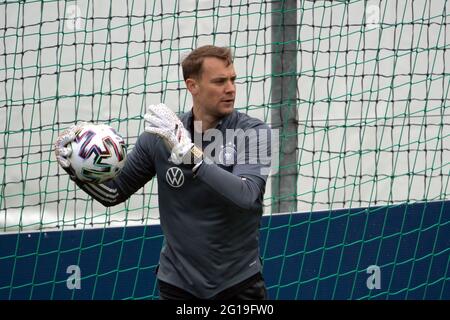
[74,109,271,298]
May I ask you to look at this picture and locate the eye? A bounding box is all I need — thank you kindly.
[213,78,226,84]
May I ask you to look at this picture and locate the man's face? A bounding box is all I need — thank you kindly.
[189,57,236,118]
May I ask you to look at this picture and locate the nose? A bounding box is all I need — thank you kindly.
[225,79,235,94]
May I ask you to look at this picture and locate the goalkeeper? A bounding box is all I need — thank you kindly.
[55,45,271,300]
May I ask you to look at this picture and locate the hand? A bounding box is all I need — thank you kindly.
[54,122,87,174]
[144,103,202,165]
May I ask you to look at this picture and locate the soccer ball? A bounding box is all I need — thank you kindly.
[68,124,127,184]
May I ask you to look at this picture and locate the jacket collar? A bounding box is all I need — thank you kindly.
[183,108,236,132]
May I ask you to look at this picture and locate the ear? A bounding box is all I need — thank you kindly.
[186,78,199,95]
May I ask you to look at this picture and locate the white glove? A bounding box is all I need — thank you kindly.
[54,122,87,174]
[144,103,202,165]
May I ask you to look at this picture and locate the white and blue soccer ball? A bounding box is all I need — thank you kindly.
[68,124,127,184]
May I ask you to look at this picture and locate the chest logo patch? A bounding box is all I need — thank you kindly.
[218,142,237,166]
[166,167,184,188]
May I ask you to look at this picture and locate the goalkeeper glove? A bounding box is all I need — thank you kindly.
[54,122,88,179]
[144,103,203,169]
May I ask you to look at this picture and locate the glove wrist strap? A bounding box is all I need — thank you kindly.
[191,145,203,163]
[190,145,204,173]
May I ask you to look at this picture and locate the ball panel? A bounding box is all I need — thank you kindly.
[69,124,127,184]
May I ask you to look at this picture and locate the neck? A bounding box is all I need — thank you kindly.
[192,105,220,132]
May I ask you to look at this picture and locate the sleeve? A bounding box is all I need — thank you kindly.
[194,123,272,214]
[71,132,157,207]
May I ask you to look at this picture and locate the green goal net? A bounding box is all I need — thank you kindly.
[1,0,448,231]
[0,0,449,299]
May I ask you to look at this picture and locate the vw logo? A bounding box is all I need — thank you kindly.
[165,167,184,188]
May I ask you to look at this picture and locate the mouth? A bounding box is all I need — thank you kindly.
[221,99,235,104]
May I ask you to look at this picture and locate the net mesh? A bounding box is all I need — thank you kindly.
[0,0,449,299]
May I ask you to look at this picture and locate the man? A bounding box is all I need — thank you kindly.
[55,45,271,300]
